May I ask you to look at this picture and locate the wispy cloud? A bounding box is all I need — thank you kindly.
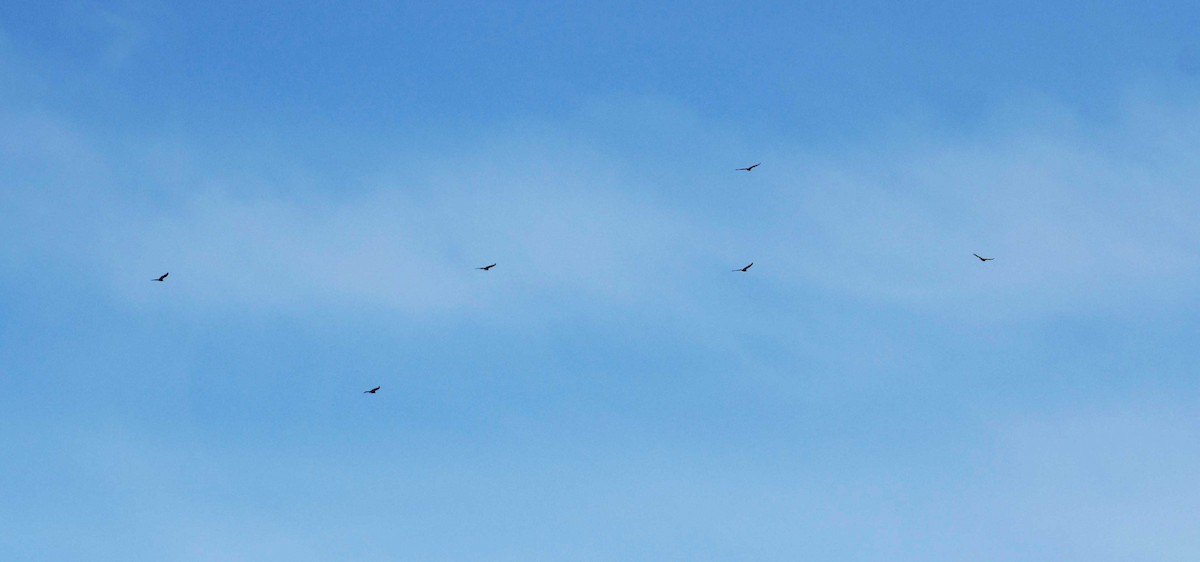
[743,94,1200,320]
[60,4,152,70]
[4,87,1200,328]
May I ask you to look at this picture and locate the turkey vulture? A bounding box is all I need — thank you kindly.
[733,262,754,272]
[152,273,169,282]
[364,386,380,394]
[736,163,760,171]
[477,264,496,271]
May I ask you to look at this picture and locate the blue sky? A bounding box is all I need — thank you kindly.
[3,2,1200,560]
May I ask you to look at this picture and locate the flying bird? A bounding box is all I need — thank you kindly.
[477,263,496,271]
[364,386,380,394]
[733,262,754,272]
[736,163,760,171]
[973,254,994,262]
[152,273,169,282]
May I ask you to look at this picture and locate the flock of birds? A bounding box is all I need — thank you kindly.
[150,163,995,395]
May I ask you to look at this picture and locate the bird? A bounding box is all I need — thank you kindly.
[736,163,760,171]
[733,262,754,272]
[973,254,994,262]
[152,273,169,282]
[364,386,380,394]
[477,263,496,271]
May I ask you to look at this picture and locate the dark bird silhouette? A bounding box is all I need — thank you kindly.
[364,386,380,394]
[477,263,496,271]
[973,254,994,262]
[736,163,760,171]
[733,262,754,272]
[152,273,169,282]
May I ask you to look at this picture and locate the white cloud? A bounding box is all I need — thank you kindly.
[4,91,1200,326]
[91,146,710,319]
[747,95,1200,320]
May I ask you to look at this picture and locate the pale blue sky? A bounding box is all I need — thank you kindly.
[3,2,1200,560]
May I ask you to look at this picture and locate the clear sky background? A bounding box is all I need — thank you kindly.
[3,2,1200,560]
